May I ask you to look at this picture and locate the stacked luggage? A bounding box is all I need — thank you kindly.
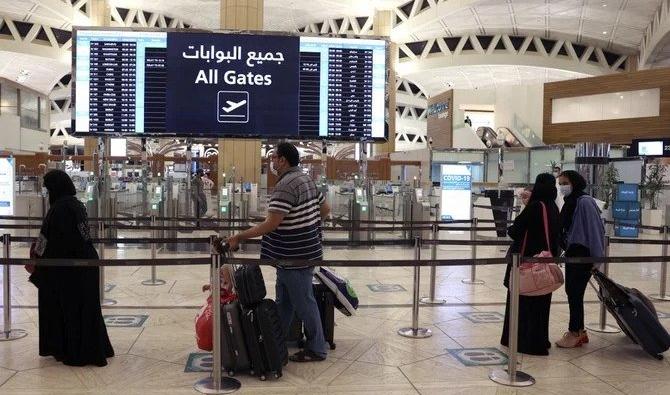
[221,264,288,380]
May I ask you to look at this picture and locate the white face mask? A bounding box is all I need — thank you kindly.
[270,161,278,176]
[558,185,572,196]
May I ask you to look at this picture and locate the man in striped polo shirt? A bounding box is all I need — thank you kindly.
[224,142,329,362]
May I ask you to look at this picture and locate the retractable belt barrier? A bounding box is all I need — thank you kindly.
[1,229,668,391]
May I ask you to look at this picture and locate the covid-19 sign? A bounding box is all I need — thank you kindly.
[440,164,471,221]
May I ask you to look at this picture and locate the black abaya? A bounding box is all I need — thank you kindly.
[501,199,560,356]
[29,188,114,367]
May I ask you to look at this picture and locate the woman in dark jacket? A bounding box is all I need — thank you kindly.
[500,173,561,356]
[555,170,605,348]
[29,170,114,366]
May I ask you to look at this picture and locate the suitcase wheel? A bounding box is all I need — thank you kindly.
[259,375,267,381]
[273,372,282,379]
[227,370,235,377]
[654,354,664,361]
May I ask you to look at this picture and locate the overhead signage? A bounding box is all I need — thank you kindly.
[73,29,388,141]
[440,164,472,221]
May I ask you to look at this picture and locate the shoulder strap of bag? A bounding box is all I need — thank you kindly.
[540,201,551,252]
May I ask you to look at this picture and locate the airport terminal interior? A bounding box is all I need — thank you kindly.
[1,0,670,394]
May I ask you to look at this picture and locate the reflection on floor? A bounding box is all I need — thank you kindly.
[1,230,669,394]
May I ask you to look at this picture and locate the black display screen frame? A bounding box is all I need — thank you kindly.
[71,27,390,142]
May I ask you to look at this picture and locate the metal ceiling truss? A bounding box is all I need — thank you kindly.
[0,14,72,59]
[299,15,374,35]
[397,34,630,75]
[109,6,192,28]
[640,0,670,68]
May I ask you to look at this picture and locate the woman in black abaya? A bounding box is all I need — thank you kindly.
[500,173,561,356]
[29,170,114,366]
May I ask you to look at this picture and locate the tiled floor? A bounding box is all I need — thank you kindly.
[0,226,669,394]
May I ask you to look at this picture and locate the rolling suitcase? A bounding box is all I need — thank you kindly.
[288,279,336,350]
[234,264,266,307]
[591,270,670,359]
[241,299,288,380]
[220,301,250,376]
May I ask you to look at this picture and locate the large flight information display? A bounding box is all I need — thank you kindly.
[74,29,387,140]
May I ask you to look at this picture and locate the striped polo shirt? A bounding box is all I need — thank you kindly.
[261,167,325,269]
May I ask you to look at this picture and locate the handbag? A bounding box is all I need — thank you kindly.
[518,201,564,296]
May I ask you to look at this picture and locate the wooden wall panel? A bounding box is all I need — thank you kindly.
[544,68,670,144]
[426,90,453,149]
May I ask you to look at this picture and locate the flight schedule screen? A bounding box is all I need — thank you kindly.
[74,29,387,140]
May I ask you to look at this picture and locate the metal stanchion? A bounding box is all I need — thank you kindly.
[463,218,485,285]
[1,234,27,341]
[421,223,445,305]
[489,253,535,387]
[142,214,166,286]
[98,223,116,306]
[194,236,241,394]
[398,237,432,339]
[651,226,670,301]
[586,236,620,333]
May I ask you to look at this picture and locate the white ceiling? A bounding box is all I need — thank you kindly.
[108,0,407,31]
[0,0,664,94]
[0,51,69,93]
[412,65,590,96]
[404,0,662,55]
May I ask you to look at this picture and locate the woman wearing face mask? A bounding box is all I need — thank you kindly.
[555,170,605,348]
[501,173,561,356]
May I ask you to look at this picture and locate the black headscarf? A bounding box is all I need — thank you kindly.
[559,170,588,241]
[528,173,557,204]
[43,170,77,205]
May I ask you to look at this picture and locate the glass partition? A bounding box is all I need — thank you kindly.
[20,90,39,129]
[530,147,561,180]
[501,149,530,184]
[562,146,576,171]
[1,84,18,115]
[486,150,499,182]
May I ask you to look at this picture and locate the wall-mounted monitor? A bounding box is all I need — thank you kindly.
[73,28,388,141]
[630,138,670,157]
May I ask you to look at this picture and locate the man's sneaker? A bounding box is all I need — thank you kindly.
[555,331,589,348]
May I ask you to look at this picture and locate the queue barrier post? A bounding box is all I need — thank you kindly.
[651,226,670,302]
[398,236,432,339]
[489,253,535,387]
[98,222,116,306]
[142,215,166,286]
[463,218,485,285]
[586,236,620,333]
[420,223,446,305]
[1,234,27,341]
[194,236,241,394]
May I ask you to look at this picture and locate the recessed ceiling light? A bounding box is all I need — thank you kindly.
[602,31,608,35]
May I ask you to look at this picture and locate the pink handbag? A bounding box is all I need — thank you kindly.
[518,202,564,296]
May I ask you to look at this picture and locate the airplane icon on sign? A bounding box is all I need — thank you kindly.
[221,100,247,113]
[217,91,249,123]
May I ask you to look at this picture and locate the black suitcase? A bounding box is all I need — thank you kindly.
[241,299,288,380]
[288,280,336,350]
[234,265,266,307]
[591,270,670,359]
[220,301,250,376]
